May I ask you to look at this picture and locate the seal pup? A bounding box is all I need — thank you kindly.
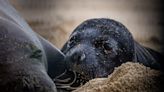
[62,18,164,80]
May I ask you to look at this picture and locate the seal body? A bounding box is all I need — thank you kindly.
[62,18,164,80]
[0,0,69,91]
[0,17,57,92]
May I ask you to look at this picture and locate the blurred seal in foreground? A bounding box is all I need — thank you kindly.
[0,17,57,92]
[0,0,66,92]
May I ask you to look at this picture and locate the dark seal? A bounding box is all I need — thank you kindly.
[62,18,164,80]
[0,0,68,91]
[0,17,57,92]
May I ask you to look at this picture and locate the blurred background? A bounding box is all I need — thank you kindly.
[10,0,164,53]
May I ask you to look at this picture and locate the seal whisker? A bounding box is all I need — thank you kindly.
[54,69,67,79]
[55,78,71,83]
[55,71,77,86]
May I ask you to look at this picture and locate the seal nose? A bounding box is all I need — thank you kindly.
[68,50,86,65]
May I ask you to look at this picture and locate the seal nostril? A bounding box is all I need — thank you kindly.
[80,53,86,62]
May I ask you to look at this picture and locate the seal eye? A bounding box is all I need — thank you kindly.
[69,38,76,46]
[103,43,112,51]
[68,35,80,47]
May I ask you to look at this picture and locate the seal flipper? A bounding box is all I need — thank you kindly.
[145,47,164,70]
[134,41,163,70]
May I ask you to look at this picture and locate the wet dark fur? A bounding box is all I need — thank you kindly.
[62,18,164,79]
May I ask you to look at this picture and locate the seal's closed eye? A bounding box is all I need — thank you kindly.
[103,43,112,51]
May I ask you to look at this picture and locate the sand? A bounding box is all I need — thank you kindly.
[73,62,164,92]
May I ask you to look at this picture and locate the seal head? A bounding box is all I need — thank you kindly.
[62,18,135,79]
